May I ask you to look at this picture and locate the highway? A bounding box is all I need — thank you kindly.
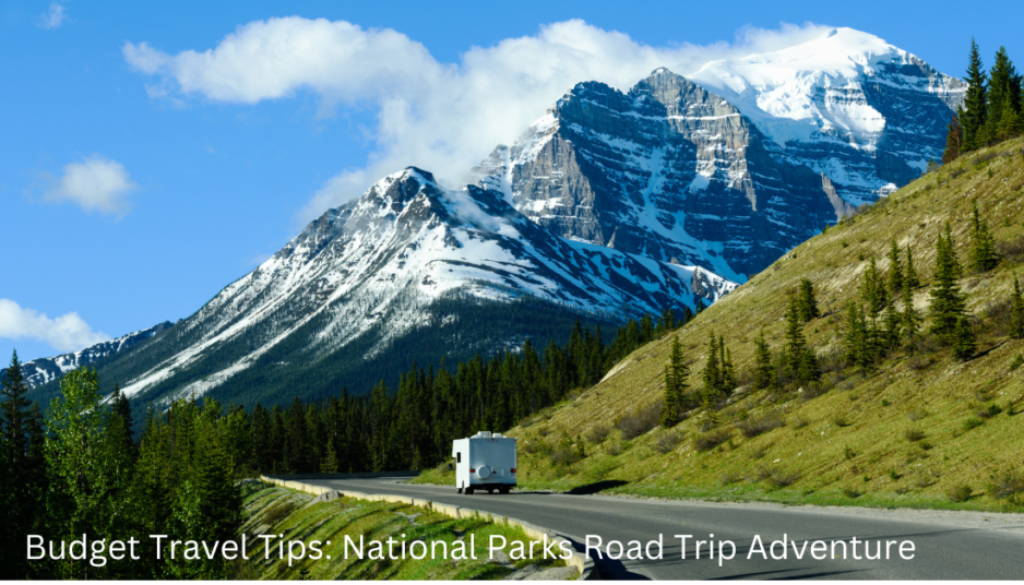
[295,476,1024,580]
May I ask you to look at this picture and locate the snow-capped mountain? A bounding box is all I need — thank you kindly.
[689,28,965,203]
[92,169,733,405]
[14,322,172,389]
[471,28,963,280]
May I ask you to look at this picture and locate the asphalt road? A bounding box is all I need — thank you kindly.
[296,476,1024,580]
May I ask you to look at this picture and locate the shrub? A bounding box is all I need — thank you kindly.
[977,404,1003,419]
[549,444,583,467]
[907,409,928,422]
[654,430,684,454]
[963,417,984,431]
[947,484,973,503]
[986,468,1024,499]
[844,446,857,460]
[769,468,801,488]
[915,475,936,489]
[748,443,769,460]
[720,471,743,486]
[605,441,625,456]
[615,400,663,440]
[693,428,732,452]
[842,487,862,498]
[736,411,786,438]
[904,428,926,442]
[1010,354,1024,372]
[997,235,1024,264]
[584,424,610,445]
[791,416,809,429]
[832,414,852,428]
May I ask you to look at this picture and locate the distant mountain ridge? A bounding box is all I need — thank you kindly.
[12,322,172,389]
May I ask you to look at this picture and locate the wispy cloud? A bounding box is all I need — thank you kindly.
[45,155,138,217]
[38,2,68,29]
[123,18,834,224]
[0,299,110,354]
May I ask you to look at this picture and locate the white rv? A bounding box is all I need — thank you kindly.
[452,431,517,494]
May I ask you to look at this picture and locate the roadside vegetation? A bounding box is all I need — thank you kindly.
[236,483,567,580]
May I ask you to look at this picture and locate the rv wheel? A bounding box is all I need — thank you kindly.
[499,487,510,495]
[465,487,475,495]
[457,487,462,494]
[488,488,495,494]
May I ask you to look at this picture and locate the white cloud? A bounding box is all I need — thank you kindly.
[0,299,110,354]
[124,18,834,223]
[45,155,138,216]
[38,2,67,29]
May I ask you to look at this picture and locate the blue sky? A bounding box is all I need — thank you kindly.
[2,0,1022,363]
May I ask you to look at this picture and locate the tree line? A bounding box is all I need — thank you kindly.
[944,40,1024,161]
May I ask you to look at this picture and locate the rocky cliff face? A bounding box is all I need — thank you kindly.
[470,29,963,281]
[99,168,733,405]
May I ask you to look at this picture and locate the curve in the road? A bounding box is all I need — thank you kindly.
[294,476,1024,580]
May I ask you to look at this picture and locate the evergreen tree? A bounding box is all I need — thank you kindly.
[781,298,819,384]
[797,278,820,322]
[720,337,737,393]
[943,112,964,163]
[929,223,967,338]
[952,315,977,361]
[860,256,887,314]
[905,245,921,289]
[752,330,775,390]
[701,333,722,401]
[901,277,923,354]
[882,299,902,353]
[969,199,1000,272]
[886,238,904,298]
[985,46,1021,140]
[1010,277,1024,340]
[961,39,989,150]
[661,335,689,427]
[1,350,33,578]
[844,303,871,371]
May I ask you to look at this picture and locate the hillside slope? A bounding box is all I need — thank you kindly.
[472,138,1024,511]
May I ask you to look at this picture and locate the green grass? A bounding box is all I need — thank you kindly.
[416,138,1024,515]
[236,483,567,580]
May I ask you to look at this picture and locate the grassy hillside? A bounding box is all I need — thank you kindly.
[419,138,1024,512]
[235,483,568,579]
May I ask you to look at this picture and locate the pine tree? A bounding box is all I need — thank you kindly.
[985,46,1020,140]
[720,338,737,394]
[929,223,967,338]
[797,278,820,322]
[1010,277,1024,340]
[661,335,689,427]
[861,256,887,314]
[996,90,1023,141]
[943,112,964,163]
[882,299,902,354]
[1,350,33,579]
[844,304,871,371]
[901,277,923,354]
[886,238,904,299]
[752,330,775,390]
[952,315,977,361]
[782,298,819,384]
[969,199,1001,272]
[701,333,722,401]
[905,245,921,289]
[961,39,989,150]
